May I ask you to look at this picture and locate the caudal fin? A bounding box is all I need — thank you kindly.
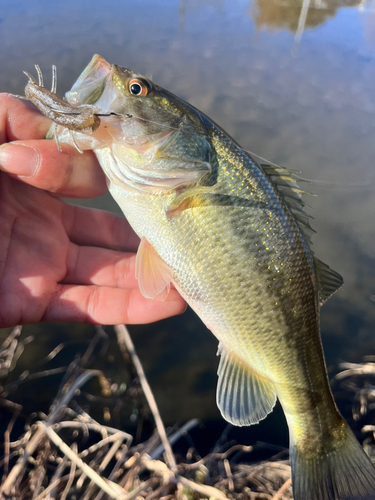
[290,424,375,500]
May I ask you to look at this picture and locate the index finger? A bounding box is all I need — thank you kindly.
[0,93,107,198]
[0,93,51,143]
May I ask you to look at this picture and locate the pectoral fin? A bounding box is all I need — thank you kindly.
[166,186,217,217]
[216,344,277,426]
[166,186,267,218]
[135,237,173,301]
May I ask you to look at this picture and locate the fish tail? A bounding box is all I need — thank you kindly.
[290,422,375,500]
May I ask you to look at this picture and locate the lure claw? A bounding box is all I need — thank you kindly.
[51,65,57,94]
[34,64,44,88]
[23,71,38,85]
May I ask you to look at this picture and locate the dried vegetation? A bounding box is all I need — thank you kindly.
[0,324,374,500]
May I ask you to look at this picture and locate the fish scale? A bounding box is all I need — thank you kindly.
[21,54,375,500]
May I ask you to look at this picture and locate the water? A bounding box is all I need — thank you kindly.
[0,0,375,438]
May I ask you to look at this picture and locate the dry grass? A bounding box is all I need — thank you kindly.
[0,324,373,500]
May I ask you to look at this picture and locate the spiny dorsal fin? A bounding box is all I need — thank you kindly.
[216,343,277,426]
[314,257,343,306]
[261,163,316,245]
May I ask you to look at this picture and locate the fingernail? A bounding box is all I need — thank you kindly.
[0,143,39,177]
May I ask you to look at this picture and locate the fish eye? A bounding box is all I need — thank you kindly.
[129,78,149,96]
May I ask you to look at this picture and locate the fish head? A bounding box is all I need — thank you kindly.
[66,55,182,136]
[63,55,212,192]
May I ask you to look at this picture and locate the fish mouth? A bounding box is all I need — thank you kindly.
[65,55,128,116]
[65,54,112,106]
[65,55,135,115]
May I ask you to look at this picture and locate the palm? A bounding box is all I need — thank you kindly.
[1,173,69,325]
[0,94,185,327]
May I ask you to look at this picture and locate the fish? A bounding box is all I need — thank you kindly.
[21,55,375,500]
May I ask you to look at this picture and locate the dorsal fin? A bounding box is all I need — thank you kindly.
[314,257,343,306]
[261,163,316,246]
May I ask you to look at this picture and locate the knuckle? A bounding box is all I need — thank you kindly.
[40,150,73,193]
[87,287,102,322]
[114,256,133,288]
[122,290,132,323]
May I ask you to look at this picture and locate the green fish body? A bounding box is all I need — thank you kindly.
[26,55,375,500]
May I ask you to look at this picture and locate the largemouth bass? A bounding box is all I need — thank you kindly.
[21,55,375,500]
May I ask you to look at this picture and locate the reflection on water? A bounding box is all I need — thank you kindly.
[0,0,375,433]
[179,0,225,29]
[252,0,363,33]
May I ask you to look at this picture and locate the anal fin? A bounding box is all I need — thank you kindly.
[216,343,276,426]
[135,237,173,301]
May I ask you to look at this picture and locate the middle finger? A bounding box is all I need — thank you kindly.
[63,243,138,289]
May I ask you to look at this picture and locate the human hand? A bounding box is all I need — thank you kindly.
[0,94,186,328]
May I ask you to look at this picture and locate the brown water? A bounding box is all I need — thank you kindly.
[0,0,375,430]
